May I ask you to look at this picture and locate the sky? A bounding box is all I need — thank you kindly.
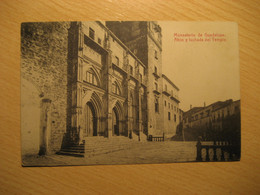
[159,22,240,112]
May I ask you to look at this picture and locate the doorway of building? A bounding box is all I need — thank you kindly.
[85,102,97,136]
[112,107,119,136]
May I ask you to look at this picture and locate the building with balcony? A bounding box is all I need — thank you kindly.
[162,74,181,137]
[182,99,240,140]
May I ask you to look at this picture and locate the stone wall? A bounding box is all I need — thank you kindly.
[21,22,70,155]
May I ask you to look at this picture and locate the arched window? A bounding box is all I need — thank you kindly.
[112,81,121,95]
[86,69,98,86]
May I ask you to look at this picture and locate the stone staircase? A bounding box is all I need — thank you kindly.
[57,137,198,162]
[57,136,141,158]
[57,143,85,157]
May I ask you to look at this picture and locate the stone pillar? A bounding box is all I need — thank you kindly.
[138,85,143,134]
[78,22,84,58]
[106,50,113,138]
[70,83,81,144]
[107,97,113,138]
[67,22,82,145]
[39,99,52,155]
[77,85,83,144]
[127,90,132,138]
[75,23,84,144]
[126,74,131,138]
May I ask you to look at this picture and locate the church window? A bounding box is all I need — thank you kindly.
[139,73,142,83]
[112,82,121,95]
[86,70,98,86]
[206,110,210,116]
[98,38,101,44]
[89,28,95,40]
[155,98,159,113]
[129,65,133,75]
[154,66,157,74]
[154,82,158,91]
[155,50,158,59]
[112,83,116,93]
[115,56,119,66]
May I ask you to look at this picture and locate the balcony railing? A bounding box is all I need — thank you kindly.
[170,95,180,103]
[162,89,171,96]
[153,71,160,79]
[148,134,164,142]
[196,139,238,161]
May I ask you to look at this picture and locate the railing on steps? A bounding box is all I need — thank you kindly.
[148,133,164,142]
[196,139,237,161]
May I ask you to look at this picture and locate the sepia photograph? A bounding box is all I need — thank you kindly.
[21,21,240,166]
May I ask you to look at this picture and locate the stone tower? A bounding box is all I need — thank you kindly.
[106,21,164,136]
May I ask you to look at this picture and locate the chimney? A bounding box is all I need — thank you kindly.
[190,105,192,109]
[204,102,206,107]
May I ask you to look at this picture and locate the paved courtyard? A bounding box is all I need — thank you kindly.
[23,141,199,166]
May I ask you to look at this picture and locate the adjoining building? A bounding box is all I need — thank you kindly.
[21,21,181,156]
[182,99,240,140]
[162,74,181,138]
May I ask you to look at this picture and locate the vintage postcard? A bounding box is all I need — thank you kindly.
[21,21,240,166]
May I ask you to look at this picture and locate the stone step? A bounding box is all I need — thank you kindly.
[59,137,198,159]
[63,146,84,150]
[85,145,132,154]
[56,151,84,157]
[83,136,143,157]
[58,136,137,158]
[85,142,132,147]
[85,143,136,152]
[61,149,84,153]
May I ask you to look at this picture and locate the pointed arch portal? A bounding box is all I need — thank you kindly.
[84,101,97,137]
[112,101,124,136]
[112,107,119,136]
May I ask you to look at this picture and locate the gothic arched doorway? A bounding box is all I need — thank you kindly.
[112,101,125,136]
[84,102,97,137]
[112,108,119,135]
[112,107,119,136]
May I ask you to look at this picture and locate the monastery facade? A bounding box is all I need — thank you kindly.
[21,21,181,156]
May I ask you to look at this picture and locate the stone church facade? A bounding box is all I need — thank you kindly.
[21,21,181,156]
